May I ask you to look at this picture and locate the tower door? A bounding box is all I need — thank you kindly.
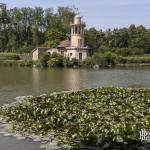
[79,53,82,60]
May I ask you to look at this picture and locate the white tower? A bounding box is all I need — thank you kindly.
[66,15,89,61]
[71,15,85,47]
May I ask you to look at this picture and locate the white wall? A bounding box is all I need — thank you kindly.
[65,50,88,60]
[32,50,39,61]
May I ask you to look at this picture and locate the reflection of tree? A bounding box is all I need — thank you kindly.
[32,68,87,93]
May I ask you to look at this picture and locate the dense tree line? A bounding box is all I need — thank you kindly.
[0,6,76,52]
[85,25,150,56]
[1,5,150,56]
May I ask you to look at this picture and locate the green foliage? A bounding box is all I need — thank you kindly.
[91,52,117,67]
[45,28,65,48]
[48,57,63,67]
[122,57,150,64]
[115,48,145,56]
[0,53,20,60]
[0,88,150,149]
[47,53,63,67]
[51,52,59,58]
[0,60,33,67]
[0,6,76,52]
[85,25,150,56]
[40,54,50,67]
[82,57,94,68]
[1,5,150,59]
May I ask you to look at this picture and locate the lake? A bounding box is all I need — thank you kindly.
[1,66,150,150]
[1,66,150,105]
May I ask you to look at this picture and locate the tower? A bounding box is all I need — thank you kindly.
[70,15,85,47]
[66,15,89,61]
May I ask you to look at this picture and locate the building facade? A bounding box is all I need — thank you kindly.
[32,15,89,61]
[65,15,89,60]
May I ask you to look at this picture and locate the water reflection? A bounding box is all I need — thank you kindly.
[32,67,40,92]
[1,66,150,105]
[62,69,85,90]
[32,68,87,92]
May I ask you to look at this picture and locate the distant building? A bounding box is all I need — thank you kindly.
[32,15,89,61]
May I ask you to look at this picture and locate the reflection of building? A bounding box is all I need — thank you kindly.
[32,67,40,92]
[32,15,89,61]
[62,69,86,90]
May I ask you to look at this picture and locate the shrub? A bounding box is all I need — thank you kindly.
[116,48,145,56]
[63,57,74,67]
[40,54,50,67]
[92,53,107,67]
[123,57,150,64]
[82,57,94,67]
[92,52,117,67]
[51,52,60,58]
[104,51,117,66]
[48,57,63,67]
[72,58,79,66]
[0,53,20,60]
[115,48,131,56]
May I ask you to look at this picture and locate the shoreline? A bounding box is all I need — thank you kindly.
[1,60,150,68]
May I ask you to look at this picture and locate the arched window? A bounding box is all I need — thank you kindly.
[79,53,82,60]
[75,26,78,34]
[78,27,81,34]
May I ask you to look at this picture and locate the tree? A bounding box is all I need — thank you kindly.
[45,28,65,48]
[57,6,77,32]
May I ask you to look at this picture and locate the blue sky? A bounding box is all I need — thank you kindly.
[1,0,150,30]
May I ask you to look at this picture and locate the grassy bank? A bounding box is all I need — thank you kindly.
[0,53,20,60]
[1,52,150,69]
[0,88,150,149]
[0,60,33,67]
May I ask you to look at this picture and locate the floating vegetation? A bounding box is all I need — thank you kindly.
[0,88,150,149]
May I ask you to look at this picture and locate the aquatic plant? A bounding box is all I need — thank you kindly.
[0,88,150,148]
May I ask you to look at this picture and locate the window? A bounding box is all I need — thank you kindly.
[70,53,72,56]
[79,53,82,60]
[78,27,81,34]
[75,26,78,34]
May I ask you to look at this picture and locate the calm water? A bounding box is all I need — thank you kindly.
[1,66,150,104]
[1,66,150,150]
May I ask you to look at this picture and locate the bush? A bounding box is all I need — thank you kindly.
[51,52,59,58]
[92,52,117,67]
[40,54,50,67]
[104,51,117,66]
[116,48,145,56]
[0,53,20,60]
[82,57,94,67]
[115,48,131,57]
[48,57,63,67]
[0,60,33,67]
[92,53,107,67]
[123,57,150,64]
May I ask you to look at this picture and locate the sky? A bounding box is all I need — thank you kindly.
[1,0,150,30]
